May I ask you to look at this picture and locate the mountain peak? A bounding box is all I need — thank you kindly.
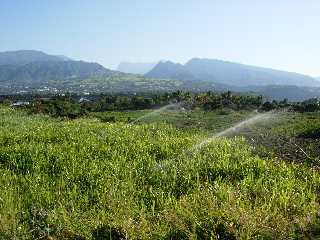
[145,61,194,80]
[146,58,320,87]
[0,50,70,66]
[0,50,113,84]
[158,60,183,67]
[3,50,46,54]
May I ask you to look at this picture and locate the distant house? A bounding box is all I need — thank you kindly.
[11,101,30,107]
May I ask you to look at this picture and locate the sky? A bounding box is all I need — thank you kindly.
[1,0,319,76]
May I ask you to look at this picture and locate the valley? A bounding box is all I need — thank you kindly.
[1,50,320,101]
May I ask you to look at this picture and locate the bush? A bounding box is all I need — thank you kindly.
[100,115,116,123]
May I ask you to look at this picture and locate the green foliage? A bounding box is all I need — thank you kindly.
[99,116,116,123]
[230,111,320,166]
[293,99,320,112]
[91,109,250,133]
[0,107,320,239]
[299,128,320,139]
[28,96,86,119]
[19,91,263,118]
[261,101,277,111]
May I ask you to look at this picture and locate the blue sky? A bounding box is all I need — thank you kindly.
[1,0,319,76]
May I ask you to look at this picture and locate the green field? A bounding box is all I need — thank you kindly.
[0,106,320,239]
[90,108,251,132]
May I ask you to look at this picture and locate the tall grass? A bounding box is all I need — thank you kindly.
[0,107,319,239]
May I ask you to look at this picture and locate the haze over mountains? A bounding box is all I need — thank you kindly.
[0,50,72,65]
[117,62,157,74]
[146,58,320,87]
[0,50,320,101]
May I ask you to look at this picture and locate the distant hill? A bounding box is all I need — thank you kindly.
[237,85,320,102]
[146,58,320,87]
[0,50,71,66]
[0,61,111,83]
[0,50,114,84]
[145,61,194,80]
[117,62,158,74]
[1,50,320,101]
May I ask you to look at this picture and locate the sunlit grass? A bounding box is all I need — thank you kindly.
[0,106,319,239]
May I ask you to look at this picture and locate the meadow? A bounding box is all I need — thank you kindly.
[0,106,320,239]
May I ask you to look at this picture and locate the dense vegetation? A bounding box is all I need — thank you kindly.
[2,91,320,122]
[2,91,264,119]
[0,103,320,239]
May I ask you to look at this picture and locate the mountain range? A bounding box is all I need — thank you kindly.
[145,58,320,87]
[0,50,114,84]
[0,50,320,101]
[0,50,71,65]
[117,62,157,74]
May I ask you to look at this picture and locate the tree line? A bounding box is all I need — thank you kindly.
[1,91,319,118]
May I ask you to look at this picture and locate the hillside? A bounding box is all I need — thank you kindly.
[239,85,320,101]
[146,58,320,87]
[0,61,111,83]
[145,61,194,80]
[0,50,116,85]
[0,50,70,66]
[117,62,157,74]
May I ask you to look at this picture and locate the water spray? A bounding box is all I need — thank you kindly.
[128,102,183,125]
[191,110,278,151]
[110,102,185,137]
[154,109,279,172]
